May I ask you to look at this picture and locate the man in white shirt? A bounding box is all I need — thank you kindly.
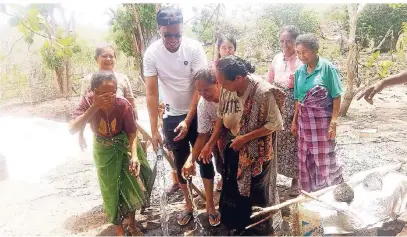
[143,7,208,226]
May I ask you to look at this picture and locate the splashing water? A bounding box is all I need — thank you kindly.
[156,147,170,235]
[186,179,206,236]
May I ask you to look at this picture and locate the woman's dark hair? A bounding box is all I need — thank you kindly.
[94,44,116,60]
[216,55,255,81]
[90,71,117,91]
[280,25,300,40]
[193,68,216,84]
[295,33,319,51]
[217,35,237,59]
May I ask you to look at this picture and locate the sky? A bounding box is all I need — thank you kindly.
[0,2,258,31]
[0,3,210,30]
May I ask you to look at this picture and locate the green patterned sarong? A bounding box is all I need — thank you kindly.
[93,132,152,225]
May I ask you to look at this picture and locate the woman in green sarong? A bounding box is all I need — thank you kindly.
[69,71,152,236]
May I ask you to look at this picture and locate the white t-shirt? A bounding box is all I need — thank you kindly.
[143,36,208,117]
[197,97,218,134]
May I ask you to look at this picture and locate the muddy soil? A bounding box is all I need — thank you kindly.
[1,86,407,236]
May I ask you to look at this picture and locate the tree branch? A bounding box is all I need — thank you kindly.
[360,26,393,55]
[204,4,215,11]
[3,36,24,58]
[318,25,347,42]
[198,4,220,39]
[184,16,199,24]
[357,3,367,16]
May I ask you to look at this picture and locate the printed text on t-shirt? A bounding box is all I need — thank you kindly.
[222,99,241,114]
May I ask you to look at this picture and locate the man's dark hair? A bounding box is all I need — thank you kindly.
[193,68,216,84]
[90,71,117,91]
[216,55,256,81]
[156,7,183,26]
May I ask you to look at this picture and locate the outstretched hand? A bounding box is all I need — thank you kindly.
[356,82,385,105]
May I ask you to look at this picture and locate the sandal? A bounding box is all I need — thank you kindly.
[177,210,193,226]
[208,212,221,227]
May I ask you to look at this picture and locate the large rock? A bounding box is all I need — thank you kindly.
[333,183,355,203]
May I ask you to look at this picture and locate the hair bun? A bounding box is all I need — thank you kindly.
[241,60,255,74]
[247,64,256,73]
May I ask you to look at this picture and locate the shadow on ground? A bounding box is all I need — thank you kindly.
[64,205,108,234]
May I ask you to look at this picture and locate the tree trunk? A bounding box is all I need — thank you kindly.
[340,4,361,116]
[60,64,68,97]
[52,69,62,96]
[132,5,146,55]
[65,58,72,97]
[212,6,219,61]
[59,5,74,97]
[155,3,161,13]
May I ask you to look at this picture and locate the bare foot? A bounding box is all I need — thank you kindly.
[115,224,126,236]
[128,225,144,236]
[289,178,300,197]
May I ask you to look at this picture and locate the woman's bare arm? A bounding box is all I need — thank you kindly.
[69,104,99,135]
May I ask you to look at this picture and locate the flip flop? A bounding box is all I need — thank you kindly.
[208,212,221,227]
[177,210,193,226]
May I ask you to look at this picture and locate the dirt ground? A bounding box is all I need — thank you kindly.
[1,85,407,236]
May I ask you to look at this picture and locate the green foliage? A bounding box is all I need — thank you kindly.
[251,17,280,52]
[110,6,134,58]
[358,4,407,50]
[296,9,320,34]
[263,4,319,34]
[216,20,245,40]
[366,50,380,68]
[0,64,29,101]
[183,25,196,39]
[71,39,94,64]
[396,22,407,52]
[109,4,157,60]
[137,4,156,35]
[40,40,63,69]
[5,4,77,70]
[191,5,221,43]
[39,34,76,70]
[363,50,393,79]
[378,60,393,78]
[240,3,319,58]
[319,40,341,61]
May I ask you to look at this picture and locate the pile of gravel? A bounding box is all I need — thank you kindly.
[333,183,355,203]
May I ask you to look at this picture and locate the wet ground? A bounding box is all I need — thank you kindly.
[1,86,407,236]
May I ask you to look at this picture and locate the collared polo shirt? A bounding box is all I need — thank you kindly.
[294,57,343,102]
